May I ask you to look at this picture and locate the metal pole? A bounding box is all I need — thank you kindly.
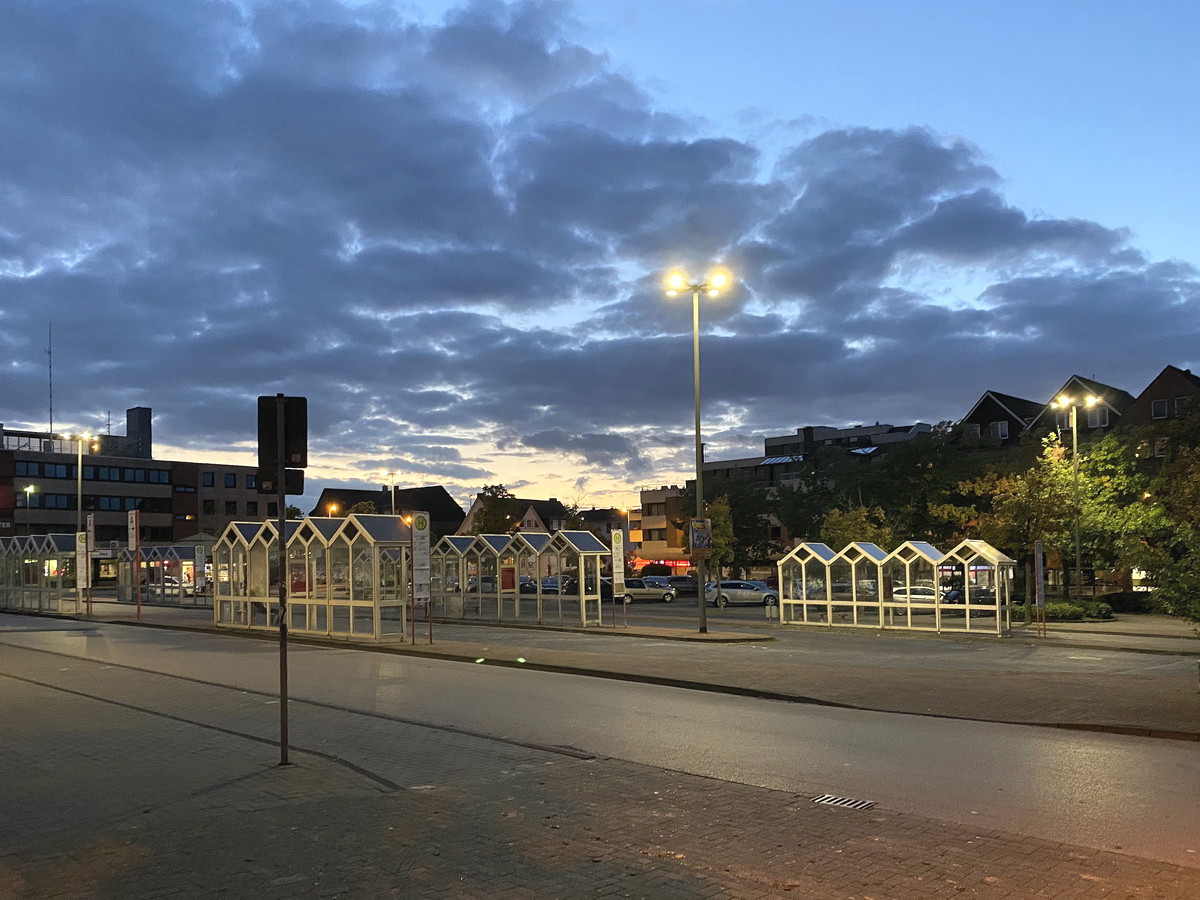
[692,287,708,634]
[1071,405,1082,605]
[389,472,396,516]
[275,394,290,766]
[76,437,84,608]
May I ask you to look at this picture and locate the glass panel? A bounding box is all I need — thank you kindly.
[379,605,403,635]
[352,606,374,636]
[312,604,327,632]
[330,604,351,633]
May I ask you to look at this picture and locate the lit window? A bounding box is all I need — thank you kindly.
[1087,407,1109,428]
[989,421,1009,440]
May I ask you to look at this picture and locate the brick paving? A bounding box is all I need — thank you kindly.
[2,641,1198,899]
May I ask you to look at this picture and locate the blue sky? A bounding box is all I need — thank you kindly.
[2,0,1197,513]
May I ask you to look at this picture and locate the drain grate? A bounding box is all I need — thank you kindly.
[811,794,876,810]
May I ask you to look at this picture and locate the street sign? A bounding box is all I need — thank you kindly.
[76,532,91,589]
[688,518,713,560]
[257,395,308,471]
[611,531,625,595]
[411,512,431,602]
[127,509,140,550]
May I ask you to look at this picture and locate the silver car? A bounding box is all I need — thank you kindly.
[621,577,677,603]
[705,579,779,607]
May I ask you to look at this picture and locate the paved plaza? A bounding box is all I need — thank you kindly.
[2,610,1199,898]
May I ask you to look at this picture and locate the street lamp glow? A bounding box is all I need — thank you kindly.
[1053,393,1103,605]
[662,266,735,634]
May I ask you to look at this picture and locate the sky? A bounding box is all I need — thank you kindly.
[2,0,1198,515]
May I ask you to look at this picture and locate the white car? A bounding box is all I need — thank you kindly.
[890,584,942,602]
[162,575,196,596]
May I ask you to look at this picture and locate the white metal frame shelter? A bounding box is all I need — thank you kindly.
[829,542,889,627]
[213,514,412,642]
[881,541,946,629]
[0,534,78,614]
[544,531,609,626]
[938,540,1015,636]
[431,535,475,618]
[778,542,838,625]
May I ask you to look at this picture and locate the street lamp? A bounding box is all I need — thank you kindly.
[1051,394,1098,604]
[664,266,731,634]
[382,470,397,516]
[62,432,93,605]
[326,502,339,517]
[22,485,36,535]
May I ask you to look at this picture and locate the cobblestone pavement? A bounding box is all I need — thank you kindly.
[2,641,1197,899]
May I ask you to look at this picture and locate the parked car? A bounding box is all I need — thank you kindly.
[640,575,672,590]
[162,575,195,596]
[540,575,578,595]
[704,580,779,607]
[667,575,699,596]
[622,577,677,603]
[889,584,943,602]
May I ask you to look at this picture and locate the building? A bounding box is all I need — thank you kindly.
[308,486,465,538]
[458,494,571,534]
[1122,365,1200,427]
[1,408,263,543]
[632,485,689,572]
[956,390,1045,444]
[1026,375,1136,435]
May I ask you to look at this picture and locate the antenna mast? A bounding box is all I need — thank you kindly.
[46,323,53,437]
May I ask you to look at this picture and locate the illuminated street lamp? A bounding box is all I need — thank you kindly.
[22,485,36,535]
[326,502,339,517]
[382,470,397,516]
[664,266,731,634]
[1051,394,1099,604]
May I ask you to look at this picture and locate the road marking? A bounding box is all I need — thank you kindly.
[1069,655,1104,660]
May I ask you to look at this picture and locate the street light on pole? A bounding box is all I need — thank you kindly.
[383,470,397,516]
[63,432,93,605]
[1051,394,1098,604]
[22,485,36,535]
[664,266,731,635]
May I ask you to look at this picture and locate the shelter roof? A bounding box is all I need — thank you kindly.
[436,535,476,556]
[343,514,410,543]
[887,541,945,564]
[555,530,609,553]
[477,533,515,555]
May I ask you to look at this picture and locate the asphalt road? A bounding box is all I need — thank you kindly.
[2,614,1196,869]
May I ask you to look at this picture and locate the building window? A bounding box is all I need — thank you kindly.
[246,474,257,489]
[202,472,214,487]
[1175,396,1191,415]
[246,501,259,516]
[225,501,237,515]
[1154,437,1169,458]
[224,473,236,488]
[1151,399,1168,419]
[963,423,981,438]
[267,502,278,517]
[989,421,1009,440]
[203,499,215,515]
[1087,407,1109,428]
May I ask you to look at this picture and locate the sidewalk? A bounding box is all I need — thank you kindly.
[74,602,1200,741]
[5,640,1197,899]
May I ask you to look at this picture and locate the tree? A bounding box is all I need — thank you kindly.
[285,505,302,519]
[470,484,521,534]
[346,500,377,516]
[684,475,781,575]
[818,505,893,552]
[707,496,735,581]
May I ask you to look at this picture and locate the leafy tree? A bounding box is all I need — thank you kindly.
[1138,407,1200,621]
[285,504,302,519]
[346,500,378,516]
[707,495,735,581]
[818,505,893,551]
[470,484,521,534]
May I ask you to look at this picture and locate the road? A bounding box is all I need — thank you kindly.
[2,613,1196,870]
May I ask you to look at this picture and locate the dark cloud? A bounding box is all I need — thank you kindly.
[2,0,1198,509]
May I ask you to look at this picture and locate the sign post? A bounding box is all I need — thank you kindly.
[1034,540,1047,638]
[611,531,626,627]
[257,394,307,767]
[409,512,432,643]
[127,509,141,620]
[85,513,95,614]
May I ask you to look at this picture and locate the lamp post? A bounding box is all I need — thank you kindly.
[326,503,339,517]
[22,485,36,535]
[63,433,92,605]
[1051,394,1098,604]
[383,470,397,516]
[664,266,731,634]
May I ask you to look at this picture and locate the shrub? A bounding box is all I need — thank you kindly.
[1081,601,1114,620]
[1043,602,1085,621]
[1102,591,1160,614]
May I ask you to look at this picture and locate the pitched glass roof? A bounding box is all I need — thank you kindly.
[759,455,804,465]
[437,535,476,555]
[555,530,609,553]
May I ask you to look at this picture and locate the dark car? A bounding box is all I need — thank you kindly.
[667,575,699,596]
